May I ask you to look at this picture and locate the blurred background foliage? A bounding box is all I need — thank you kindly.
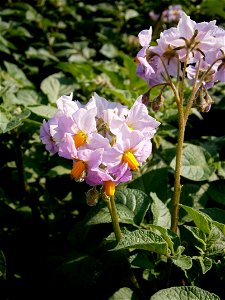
[0,0,225,299]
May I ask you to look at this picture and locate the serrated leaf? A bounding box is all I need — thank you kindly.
[28,105,57,119]
[150,192,171,229]
[150,286,220,300]
[170,144,214,181]
[181,205,212,234]
[113,229,169,255]
[115,188,150,225]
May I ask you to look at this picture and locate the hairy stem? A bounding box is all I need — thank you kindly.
[109,195,122,242]
[108,196,143,296]
[170,101,185,233]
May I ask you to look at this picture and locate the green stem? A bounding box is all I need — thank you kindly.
[109,195,122,242]
[107,196,143,297]
[170,102,185,233]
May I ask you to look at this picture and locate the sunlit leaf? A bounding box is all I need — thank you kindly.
[150,192,171,229]
[150,286,220,300]
[170,144,215,181]
[113,229,169,255]
[115,188,150,225]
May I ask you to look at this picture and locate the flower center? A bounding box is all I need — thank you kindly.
[70,160,86,181]
[104,181,116,197]
[122,150,139,171]
[73,131,87,148]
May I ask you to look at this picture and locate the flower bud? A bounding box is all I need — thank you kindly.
[195,88,214,113]
[150,94,164,111]
[141,90,150,106]
[86,187,100,206]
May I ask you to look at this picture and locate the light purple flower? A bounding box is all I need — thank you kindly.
[186,60,217,89]
[54,107,97,160]
[162,5,183,23]
[170,13,219,62]
[110,95,160,137]
[103,125,152,171]
[56,93,81,118]
[40,119,59,154]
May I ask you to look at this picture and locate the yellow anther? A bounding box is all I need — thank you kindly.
[122,150,139,171]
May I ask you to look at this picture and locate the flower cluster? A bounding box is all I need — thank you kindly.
[40,93,160,198]
[136,12,225,111]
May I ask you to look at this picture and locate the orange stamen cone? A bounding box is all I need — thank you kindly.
[73,132,87,148]
[70,160,86,181]
[104,181,116,197]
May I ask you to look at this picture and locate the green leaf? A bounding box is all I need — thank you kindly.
[109,287,139,300]
[171,255,192,271]
[206,225,225,257]
[40,73,75,104]
[0,106,31,134]
[40,75,60,104]
[150,286,220,300]
[150,192,171,229]
[170,144,214,181]
[146,224,180,255]
[16,89,40,106]
[201,208,225,235]
[100,43,118,58]
[106,88,138,107]
[57,62,95,81]
[46,165,71,178]
[184,225,207,253]
[180,205,212,234]
[0,106,10,133]
[86,203,134,226]
[28,105,57,119]
[129,165,169,203]
[124,9,139,20]
[3,61,33,88]
[115,188,150,225]
[113,229,169,255]
[198,257,212,274]
[202,0,225,18]
[25,47,58,62]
